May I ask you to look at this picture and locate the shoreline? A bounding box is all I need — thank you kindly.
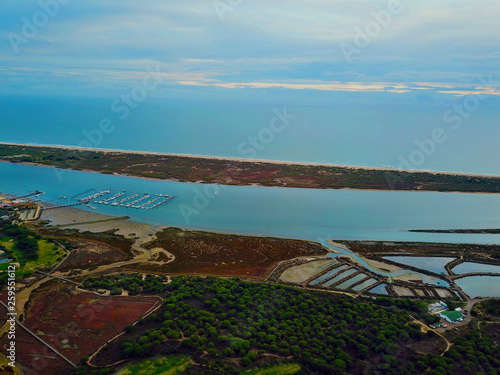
[11,197,329,249]
[2,141,499,179]
[1,160,498,196]
[8,195,499,248]
[2,142,500,194]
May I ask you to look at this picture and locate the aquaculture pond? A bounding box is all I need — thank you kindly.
[352,278,378,292]
[309,265,348,285]
[323,268,357,287]
[452,262,500,275]
[455,276,500,298]
[369,283,388,295]
[336,273,368,289]
[383,256,455,275]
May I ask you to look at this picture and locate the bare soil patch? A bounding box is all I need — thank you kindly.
[130,228,328,279]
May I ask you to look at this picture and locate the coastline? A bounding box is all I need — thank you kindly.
[1,160,493,196]
[4,194,329,249]
[2,142,500,194]
[2,141,499,179]
[1,160,498,196]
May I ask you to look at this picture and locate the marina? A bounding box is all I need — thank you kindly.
[49,189,178,211]
[1,183,176,217]
[75,189,175,210]
[1,162,500,300]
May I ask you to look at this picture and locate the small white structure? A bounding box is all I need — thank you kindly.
[428,301,448,314]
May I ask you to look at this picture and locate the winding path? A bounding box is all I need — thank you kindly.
[410,316,452,355]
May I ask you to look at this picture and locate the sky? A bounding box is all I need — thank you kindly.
[1,0,500,99]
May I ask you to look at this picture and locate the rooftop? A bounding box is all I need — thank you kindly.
[440,310,464,322]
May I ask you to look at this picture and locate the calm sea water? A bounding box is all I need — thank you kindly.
[1,95,499,175]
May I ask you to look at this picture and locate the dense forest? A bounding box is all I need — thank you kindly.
[477,300,500,318]
[84,276,500,374]
[82,273,169,295]
[0,219,42,285]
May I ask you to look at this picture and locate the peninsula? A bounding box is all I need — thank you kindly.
[1,143,500,193]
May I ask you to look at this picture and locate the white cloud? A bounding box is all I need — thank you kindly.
[178,79,500,96]
[1,0,500,95]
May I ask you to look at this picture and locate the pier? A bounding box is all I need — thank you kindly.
[8,188,177,221]
[44,201,84,211]
[9,190,45,201]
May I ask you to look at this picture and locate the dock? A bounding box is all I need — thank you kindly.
[9,189,176,220]
[65,189,175,211]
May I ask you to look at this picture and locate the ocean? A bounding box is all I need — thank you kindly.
[1,94,499,175]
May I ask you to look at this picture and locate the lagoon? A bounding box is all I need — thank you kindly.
[1,162,499,281]
[336,273,367,289]
[369,284,388,295]
[1,162,499,246]
[352,279,378,292]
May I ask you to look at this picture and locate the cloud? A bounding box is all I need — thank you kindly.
[437,89,500,97]
[177,79,500,96]
[1,0,500,96]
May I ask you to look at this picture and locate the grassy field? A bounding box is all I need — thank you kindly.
[0,262,12,271]
[0,353,21,375]
[0,240,14,251]
[243,363,301,375]
[116,355,193,375]
[0,238,65,276]
[16,240,65,276]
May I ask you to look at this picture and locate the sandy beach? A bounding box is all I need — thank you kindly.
[40,205,156,239]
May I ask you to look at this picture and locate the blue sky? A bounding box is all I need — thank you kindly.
[1,0,500,98]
